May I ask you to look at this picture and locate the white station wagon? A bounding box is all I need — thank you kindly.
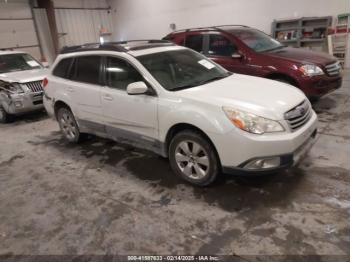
[43,40,318,186]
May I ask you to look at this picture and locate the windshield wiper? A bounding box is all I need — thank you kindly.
[171,73,232,91]
[197,73,231,86]
[171,84,198,91]
[262,45,286,52]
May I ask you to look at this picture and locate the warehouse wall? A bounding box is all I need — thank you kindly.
[111,0,350,40]
[52,0,113,49]
[0,0,42,59]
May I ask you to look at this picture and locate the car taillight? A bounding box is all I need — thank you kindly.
[42,78,48,88]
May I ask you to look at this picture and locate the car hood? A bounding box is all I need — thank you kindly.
[177,74,307,120]
[0,68,48,83]
[264,47,337,66]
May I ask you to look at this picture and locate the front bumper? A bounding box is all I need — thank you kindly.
[208,111,318,175]
[299,75,342,98]
[222,128,317,175]
[1,92,44,115]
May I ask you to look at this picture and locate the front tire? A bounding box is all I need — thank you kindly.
[169,130,220,186]
[0,106,10,123]
[57,107,81,143]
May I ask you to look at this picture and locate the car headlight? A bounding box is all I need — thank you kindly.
[222,107,284,135]
[299,64,324,77]
[8,83,24,94]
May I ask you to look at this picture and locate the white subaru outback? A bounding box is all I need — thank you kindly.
[44,41,318,186]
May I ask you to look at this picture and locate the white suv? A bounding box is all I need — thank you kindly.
[44,41,318,186]
[0,51,48,123]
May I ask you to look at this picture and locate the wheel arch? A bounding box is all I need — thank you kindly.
[265,72,299,87]
[54,100,71,119]
[164,123,221,167]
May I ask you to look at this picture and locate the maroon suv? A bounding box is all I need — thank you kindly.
[164,25,342,99]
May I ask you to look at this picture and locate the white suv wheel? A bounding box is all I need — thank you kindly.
[175,140,210,180]
[0,107,9,123]
[57,108,81,143]
[169,131,219,186]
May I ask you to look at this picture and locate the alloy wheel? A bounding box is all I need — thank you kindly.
[175,140,210,180]
[59,111,77,140]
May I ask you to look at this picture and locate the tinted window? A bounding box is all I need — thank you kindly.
[208,35,237,56]
[229,29,283,52]
[106,57,143,90]
[53,58,73,78]
[184,35,204,53]
[71,56,101,85]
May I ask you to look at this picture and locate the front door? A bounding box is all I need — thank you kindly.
[205,33,247,74]
[101,56,159,152]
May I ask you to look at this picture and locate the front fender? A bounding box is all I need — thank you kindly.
[158,98,234,143]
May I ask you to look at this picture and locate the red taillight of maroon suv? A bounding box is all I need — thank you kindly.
[164,25,342,99]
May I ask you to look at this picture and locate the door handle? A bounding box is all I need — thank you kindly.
[67,87,74,92]
[103,94,113,101]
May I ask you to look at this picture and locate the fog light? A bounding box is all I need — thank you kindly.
[244,157,281,170]
[14,101,23,108]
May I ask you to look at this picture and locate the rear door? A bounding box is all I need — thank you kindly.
[101,56,159,151]
[68,55,104,132]
[205,33,247,74]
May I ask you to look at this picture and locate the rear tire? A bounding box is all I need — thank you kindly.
[57,107,81,143]
[169,130,219,186]
[0,106,9,123]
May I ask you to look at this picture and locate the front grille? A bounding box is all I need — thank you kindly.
[325,62,341,77]
[284,100,312,131]
[25,81,43,93]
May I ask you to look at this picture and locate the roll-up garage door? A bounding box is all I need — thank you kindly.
[55,8,113,49]
[0,0,42,60]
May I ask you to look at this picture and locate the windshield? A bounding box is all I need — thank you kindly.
[137,49,231,91]
[230,29,284,52]
[0,53,43,74]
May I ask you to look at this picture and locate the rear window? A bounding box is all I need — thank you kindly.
[52,58,73,78]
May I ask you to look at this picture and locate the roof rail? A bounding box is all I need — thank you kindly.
[112,39,172,45]
[170,24,251,34]
[60,43,127,54]
[59,40,175,54]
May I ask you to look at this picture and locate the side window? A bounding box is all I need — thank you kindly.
[106,57,143,90]
[208,35,237,56]
[52,58,73,79]
[184,35,204,53]
[71,56,101,85]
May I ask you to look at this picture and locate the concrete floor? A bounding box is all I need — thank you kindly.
[0,71,350,256]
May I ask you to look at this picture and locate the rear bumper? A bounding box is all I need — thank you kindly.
[1,92,44,115]
[43,94,55,118]
[299,75,342,98]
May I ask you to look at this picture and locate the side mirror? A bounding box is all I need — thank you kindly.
[127,81,148,95]
[231,52,242,59]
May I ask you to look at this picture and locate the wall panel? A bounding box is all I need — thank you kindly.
[55,9,113,48]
